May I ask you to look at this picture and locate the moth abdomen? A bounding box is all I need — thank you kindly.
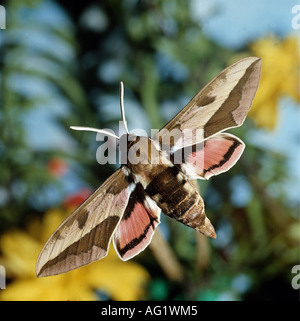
[143,165,215,238]
[168,190,199,219]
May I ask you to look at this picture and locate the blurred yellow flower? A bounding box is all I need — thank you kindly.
[249,36,299,129]
[0,209,150,301]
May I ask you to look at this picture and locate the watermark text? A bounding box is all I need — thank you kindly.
[0,265,6,289]
[0,5,6,29]
[292,5,300,30]
[291,265,300,290]
[95,122,205,169]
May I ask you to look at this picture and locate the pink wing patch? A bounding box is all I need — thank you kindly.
[113,184,161,261]
[180,133,245,180]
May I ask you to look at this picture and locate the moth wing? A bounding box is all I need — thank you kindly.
[113,184,161,261]
[36,168,133,277]
[154,57,261,151]
[175,133,245,180]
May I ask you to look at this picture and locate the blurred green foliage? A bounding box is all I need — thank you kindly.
[0,0,298,300]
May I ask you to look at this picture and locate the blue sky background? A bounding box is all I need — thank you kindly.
[191,0,299,48]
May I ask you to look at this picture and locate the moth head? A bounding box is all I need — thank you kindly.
[70,81,129,141]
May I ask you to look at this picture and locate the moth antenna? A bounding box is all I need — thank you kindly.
[70,126,120,140]
[120,81,129,134]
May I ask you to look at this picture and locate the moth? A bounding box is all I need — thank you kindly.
[36,57,261,277]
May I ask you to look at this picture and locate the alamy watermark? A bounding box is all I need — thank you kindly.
[94,122,205,169]
[0,5,6,29]
[0,265,5,289]
[291,265,300,290]
[292,5,300,29]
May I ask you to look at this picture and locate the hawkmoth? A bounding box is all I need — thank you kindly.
[36,57,261,277]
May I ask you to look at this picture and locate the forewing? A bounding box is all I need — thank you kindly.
[154,57,261,151]
[36,168,133,277]
[175,133,245,180]
[113,183,161,261]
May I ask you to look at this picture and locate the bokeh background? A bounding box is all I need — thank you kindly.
[0,0,299,301]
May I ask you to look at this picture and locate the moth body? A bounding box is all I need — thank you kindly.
[121,134,216,238]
